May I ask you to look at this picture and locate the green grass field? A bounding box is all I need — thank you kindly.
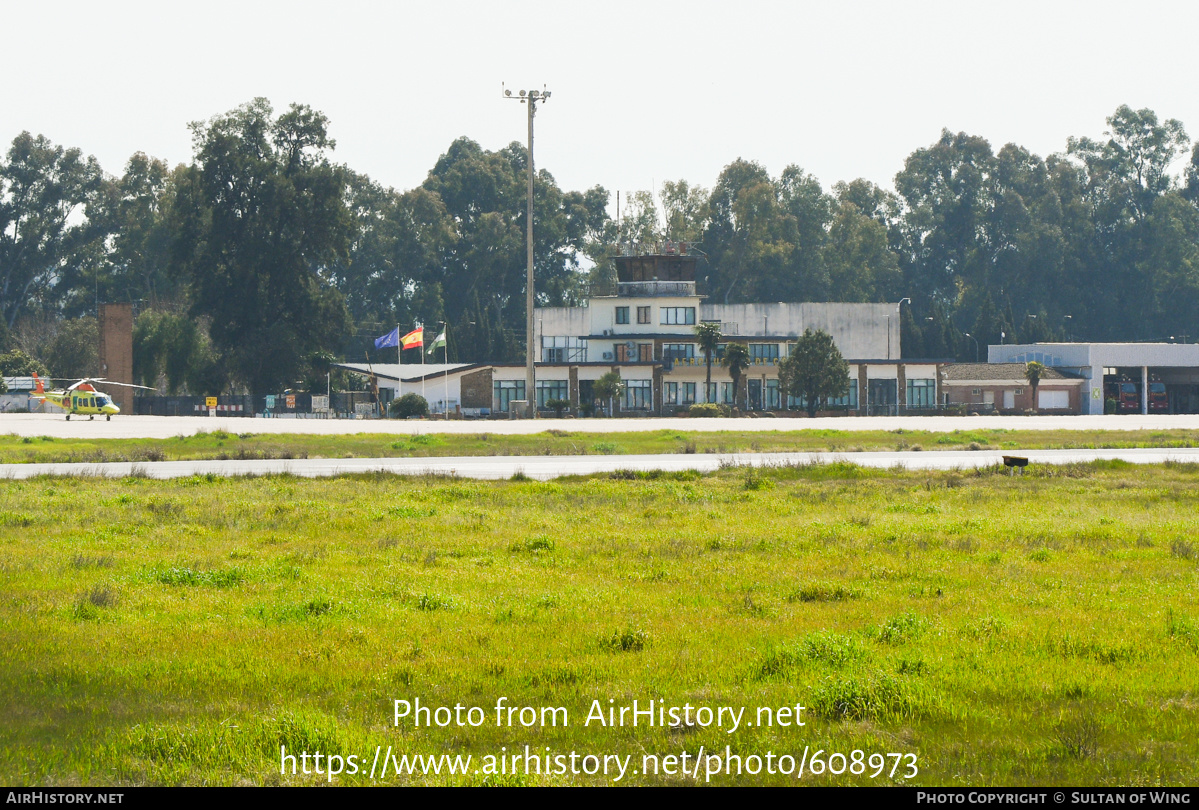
[3,425,1199,464]
[2,461,1198,786]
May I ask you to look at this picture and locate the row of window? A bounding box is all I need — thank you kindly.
[787,379,858,410]
[540,338,785,364]
[615,306,696,326]
[497,378,939,412]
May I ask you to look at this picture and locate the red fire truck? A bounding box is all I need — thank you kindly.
[1105,380,1140,414]
[1149,379,1169,412]
[1105,379,1169,413]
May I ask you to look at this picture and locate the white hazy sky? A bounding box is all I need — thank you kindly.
[5,1,1198,202]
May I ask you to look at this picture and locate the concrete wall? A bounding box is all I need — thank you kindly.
[99,303,134,413]
[460,368,493,409]
[537,307,591,339]
[702,302,896,359]
[991,342,1199,368]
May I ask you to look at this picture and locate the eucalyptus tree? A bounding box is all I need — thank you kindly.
[704,159,795,304]
[172,98,352,395]
[422,137,608,362]
[1066,105,1191,335]
[0,132,104,328]
[894,129,997,305]
[76,152,181,315]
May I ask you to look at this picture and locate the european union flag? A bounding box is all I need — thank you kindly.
[374,327,399,349]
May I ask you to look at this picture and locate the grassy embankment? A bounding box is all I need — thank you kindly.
[3,426,1199,463]
[2,460,1198,786]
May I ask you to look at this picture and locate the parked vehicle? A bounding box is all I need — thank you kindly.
[1149,380,1169,413]
[1105,380,1141,414]
[1104,378,1169,413]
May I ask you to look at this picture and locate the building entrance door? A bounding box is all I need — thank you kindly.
[867,379,897,415]
[747,379,762,411]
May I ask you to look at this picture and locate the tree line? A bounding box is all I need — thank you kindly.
[2,99,1198,394]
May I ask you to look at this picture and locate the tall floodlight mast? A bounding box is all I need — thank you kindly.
[504,84,551,418]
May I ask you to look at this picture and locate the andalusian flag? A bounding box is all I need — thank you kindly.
[400,327,424,349]
[426,328,446,355]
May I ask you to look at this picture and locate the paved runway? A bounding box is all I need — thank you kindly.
[4,447,1197,481]
[5,412,1199,439]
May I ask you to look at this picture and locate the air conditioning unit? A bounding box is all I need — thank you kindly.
[602,329,611,336]
[602,352,614,361]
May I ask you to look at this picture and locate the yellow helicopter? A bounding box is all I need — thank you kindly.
[30,374,155,421]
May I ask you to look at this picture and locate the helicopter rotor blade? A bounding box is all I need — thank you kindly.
[66,377,157,392]
[97,381,158,390]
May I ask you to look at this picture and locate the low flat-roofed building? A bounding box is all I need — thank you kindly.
[989,343,1199,414]
[940,363,1085,414]
[1,377,38,413]
[334,362,496,417]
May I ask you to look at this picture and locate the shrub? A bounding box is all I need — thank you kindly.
[755,632,867,678]
[788,582,860,603]
[509,536,554,553]
[544,398,570,417]
[603,628,648,652]
[154,566,246,588]
[810,674,929,721]
[415,593,453,611]
[1053,714,1103,759]
[876,612,930,644]
[73,585,117,620]
[688,403,723,418]
[389,393,428,419]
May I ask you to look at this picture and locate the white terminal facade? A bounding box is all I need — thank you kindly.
[490,250,940,416]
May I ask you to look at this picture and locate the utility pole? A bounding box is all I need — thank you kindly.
[504,84,550,417]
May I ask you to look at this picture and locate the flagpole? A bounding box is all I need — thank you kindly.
[443,321,450,418]
[396,323,401,403]
[420,324,426,407]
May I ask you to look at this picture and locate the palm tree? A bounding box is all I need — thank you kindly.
[592,370,624,417]
[722,342,750,411]
[1025,361,1046,412]
[694,321,722,403]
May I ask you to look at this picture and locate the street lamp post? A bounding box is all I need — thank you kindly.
[963,332,979,363]
[889,298,910,360]
[504,84,551,417]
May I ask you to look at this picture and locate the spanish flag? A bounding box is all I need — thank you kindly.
[401,327,424,349]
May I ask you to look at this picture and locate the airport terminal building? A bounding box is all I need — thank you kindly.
[340,250,942,417]
[482,250,939,416]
